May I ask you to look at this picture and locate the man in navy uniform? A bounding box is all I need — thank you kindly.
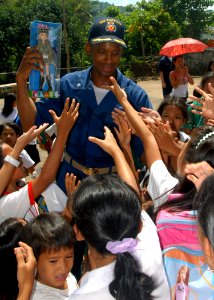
[16,17,152,192]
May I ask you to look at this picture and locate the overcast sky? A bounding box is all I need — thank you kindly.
[100,0,140,6]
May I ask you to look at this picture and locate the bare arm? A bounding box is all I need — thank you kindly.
[31,99,79,198]
[106,77,162,170]
[16,47,44,131]
[160,71,166,88]
[15,242,36,300]
[0,124,48,196]
[89,126,140,194]
[169,71,181,88]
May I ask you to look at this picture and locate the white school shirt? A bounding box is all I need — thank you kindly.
[0,108,18,124]
[31,273,78,300]
[20,149,35,168]
[147,160,178,210]
[0,182,68,222]
[70,210,171,300]
[0,182,38,221]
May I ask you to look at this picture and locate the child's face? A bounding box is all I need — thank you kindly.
[174,56,184,69]
[161,105,185,133]
[0,126,18,147]
[37,247,74,290]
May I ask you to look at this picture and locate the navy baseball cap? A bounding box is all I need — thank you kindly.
[88,17,127,48]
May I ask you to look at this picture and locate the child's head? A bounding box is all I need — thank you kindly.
[177,126,214,179]
[0,217,26,299]
[72,174,156,300]
[157,97,188,133]
[200,72,214,94]
[23,213,75,289]
[160,126,214,212]
[2,93,17,118]
[172,55,184,69]
[194,173,214,270]
[0,122,22,148]
[207,60,214,72]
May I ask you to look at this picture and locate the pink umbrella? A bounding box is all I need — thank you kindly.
[159,37,208,57]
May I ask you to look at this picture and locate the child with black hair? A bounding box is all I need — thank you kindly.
[23,213,78,299]
[0,99,79,221]
[106,77,214,299]
[194,173,214,273]
[15,126,170,299]
[0,92,18,124]
[0,122,36,175]
[0,217,27,300]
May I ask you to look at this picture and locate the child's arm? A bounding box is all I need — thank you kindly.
[107,77,162,170]
[112,112,139,182]
[148,120,182,158]
[169,71,181,88]
[0,124,48,196]
[30,99,79,198]
[16,47,44,132]
[183,65,194,85]
[89,126,140,194]
[15,242,36,300]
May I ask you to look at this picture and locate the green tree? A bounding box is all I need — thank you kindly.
[121,0,181,57]
[162,0,214,38]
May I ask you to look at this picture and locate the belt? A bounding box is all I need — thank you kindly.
[63,152,116,175]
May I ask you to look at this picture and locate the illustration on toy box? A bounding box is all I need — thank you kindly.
[29,21,62,99]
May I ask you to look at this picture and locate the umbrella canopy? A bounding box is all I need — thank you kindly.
[159,37,208,57]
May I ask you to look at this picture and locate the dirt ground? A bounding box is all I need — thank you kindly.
[137,76,201,110]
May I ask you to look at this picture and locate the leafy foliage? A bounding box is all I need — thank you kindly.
[0,0,213,83]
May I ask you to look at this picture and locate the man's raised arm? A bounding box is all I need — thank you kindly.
[16,47,44,131]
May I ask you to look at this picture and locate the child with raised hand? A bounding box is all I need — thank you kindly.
[22,212,78,299]
[0,122,37,176]
[193,173,214,273]
[15,124,171,299]
[0,99,79,221]
[0,124,46,198]
[107,77,214,298]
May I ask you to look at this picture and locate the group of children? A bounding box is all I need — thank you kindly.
[0,68,214,300]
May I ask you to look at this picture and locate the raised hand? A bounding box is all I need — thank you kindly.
[15,124,49,153]
[89,126,119,157]
[49,98,79,135]
[15,242,36,300]
[104,76,128,105]
[189,83,214,119]
[184,161,214,191]
[65,173,81,198]
[112,113,132,148]
[16,47,44,83]
[139,107,162,124]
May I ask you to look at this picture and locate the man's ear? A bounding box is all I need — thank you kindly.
[85,42,92,55]
[73,224,85,241]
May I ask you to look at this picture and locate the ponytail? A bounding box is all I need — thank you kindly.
[109,252,156,300]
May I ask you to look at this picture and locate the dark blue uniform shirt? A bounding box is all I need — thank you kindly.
[34,67,152,190]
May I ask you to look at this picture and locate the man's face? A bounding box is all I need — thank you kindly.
[88,42,123,78]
